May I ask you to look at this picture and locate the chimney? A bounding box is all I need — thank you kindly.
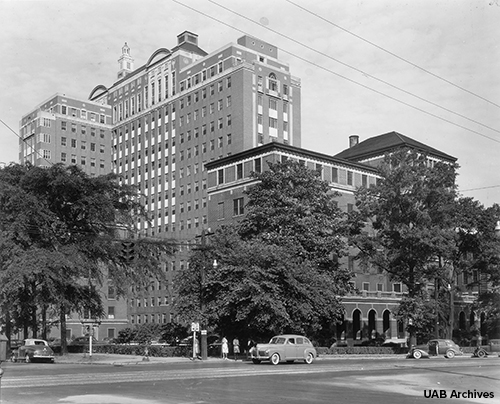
[349,134,359,148]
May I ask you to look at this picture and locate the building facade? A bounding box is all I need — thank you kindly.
[86,31,302,327]
[19,94,128,341]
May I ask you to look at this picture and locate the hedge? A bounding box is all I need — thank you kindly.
[317,346,409,355]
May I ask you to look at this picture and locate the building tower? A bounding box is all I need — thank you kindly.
[117,42,134,80]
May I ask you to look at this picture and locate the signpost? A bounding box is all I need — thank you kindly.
[80,319,101,359]
[191,322,199,360]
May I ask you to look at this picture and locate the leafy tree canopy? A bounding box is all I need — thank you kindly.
[0,163,175,348]
[175,159,352,340]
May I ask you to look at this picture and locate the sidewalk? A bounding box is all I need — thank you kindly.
[53,353,407,366]
[53,353,212,366]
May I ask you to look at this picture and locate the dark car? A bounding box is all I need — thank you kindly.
[407,339,463,359]
[11,339,55,363]
[70,335,98,346]
[250,334,317,365]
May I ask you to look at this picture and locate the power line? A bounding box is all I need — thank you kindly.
[285,0,500,110]
[208,0,500,136]
[174,1,500,145]
[460,185,500,192]
[1,118,55,167]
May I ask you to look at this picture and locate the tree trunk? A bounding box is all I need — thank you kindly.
[60,302,68,355]
[41,304,47,340]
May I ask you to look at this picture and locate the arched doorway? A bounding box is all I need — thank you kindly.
[353,309,362,340]
[383,310,391,338]
[368,309,377,339]
[459,311,466,330]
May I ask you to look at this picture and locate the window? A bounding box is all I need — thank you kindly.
[362,174,367,187]
[362,282,370,291]
[218,169,224,185]
[347,171,353,185]
[108,306,115,319]
[61,121,67,131]
[332,167,338,183]
[61,152,67,162]
[227,115,232,126]
[269,98,277,110]
[71,139,77,148]
[254,158,262,173]
[71,123,77,133]
[233,198,244,216]
[226,76,231,88]
[269,117,278,128]
[393,283,402,293]
[236,163,243,180]
[218,202,224,220]
[61,137,67,146]
[268,73,278,92]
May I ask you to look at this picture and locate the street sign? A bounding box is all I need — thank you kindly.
[191,322,199,332]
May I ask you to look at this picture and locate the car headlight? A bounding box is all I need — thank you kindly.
[264,349,269,355]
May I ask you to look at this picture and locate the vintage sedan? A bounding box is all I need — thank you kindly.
[11,339,55,363]
[250,334,317,365]
[407,339,463,359]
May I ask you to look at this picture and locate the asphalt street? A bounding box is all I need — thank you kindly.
[1,356,498,404]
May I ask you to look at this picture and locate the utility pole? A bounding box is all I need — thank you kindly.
[200,229,208,361]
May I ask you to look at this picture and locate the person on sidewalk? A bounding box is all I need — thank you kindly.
[221,336,229,360]
[232,337,240,360]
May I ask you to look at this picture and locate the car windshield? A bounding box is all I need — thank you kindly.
[270,337,286,344]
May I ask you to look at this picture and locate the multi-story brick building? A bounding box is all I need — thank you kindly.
[19,94,128,341]
[86,31,302,327]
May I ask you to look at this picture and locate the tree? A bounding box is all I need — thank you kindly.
[0,163,175,352]
[175,159,352,340]
[350,148,459,345]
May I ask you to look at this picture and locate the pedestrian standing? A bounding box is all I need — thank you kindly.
[221,336,229,360]
[232,337,240,360]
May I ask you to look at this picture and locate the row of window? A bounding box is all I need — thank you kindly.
[130,313,173,325]
[61,137,106,153]
[60,121,107,137]
[60,105,107,124]
[60,153,106,168]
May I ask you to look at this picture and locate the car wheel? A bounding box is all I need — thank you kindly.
[413,350,422,359]
[25,354,31,363]
[304,352,314,364]
[270,353,280,365]
[477,350,486,358]
[445,350,455,359]
[252,359,261,364]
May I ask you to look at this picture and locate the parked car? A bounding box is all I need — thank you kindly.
[250,334,317,365]
[407,339,463,359]
[70,335,98,346]
[48,338,62,347]
[11,339,55,363]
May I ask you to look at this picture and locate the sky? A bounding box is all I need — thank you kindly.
[0,0,499,207]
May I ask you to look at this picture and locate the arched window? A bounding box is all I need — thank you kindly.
[268,73,278,92]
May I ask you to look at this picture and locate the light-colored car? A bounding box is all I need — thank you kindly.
[250,334,317,365]
[11,339,55,363]
[407,339,463,359]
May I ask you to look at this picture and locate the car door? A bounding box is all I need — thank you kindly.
[284,337,297,360]
[295,337,306,359]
